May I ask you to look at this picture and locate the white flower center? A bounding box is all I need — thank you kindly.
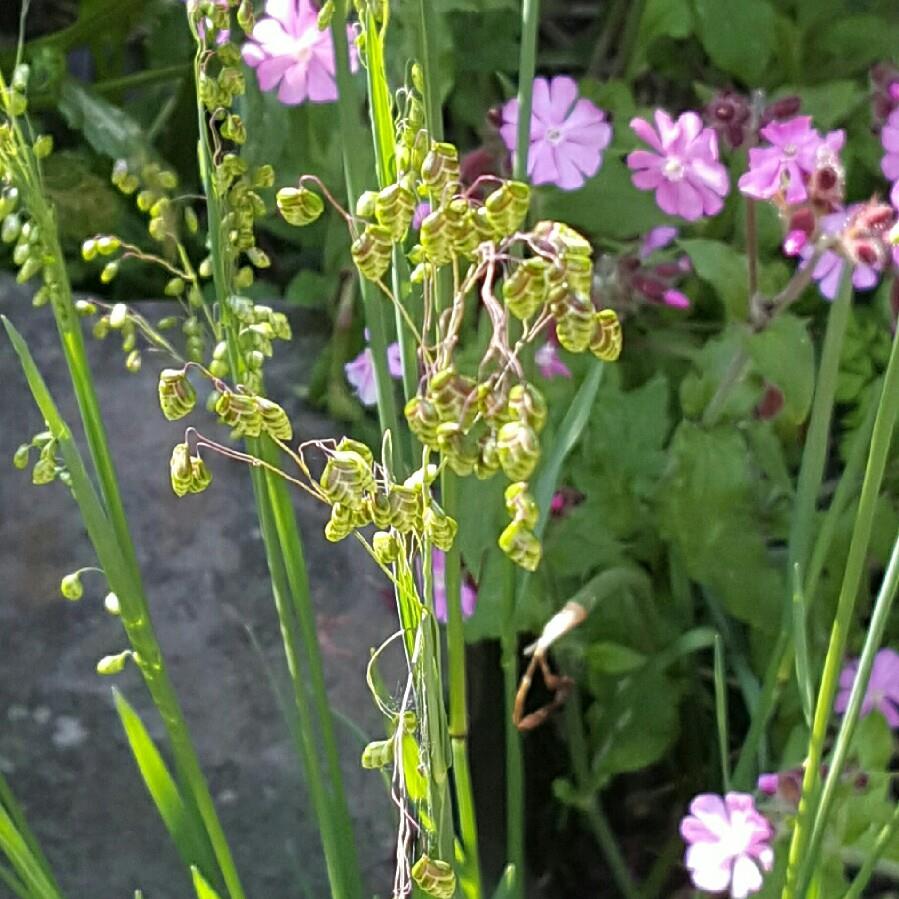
[294,30,318,65]
[546,127,563,145]
[784,143,797,158]
[663,157,685,181]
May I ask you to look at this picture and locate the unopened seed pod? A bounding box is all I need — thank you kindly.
[423,502,458,552]
[276,186,324,226]
[375,180,416,243]
[257,397,293,441]
[96,651,131,676]
[552,293,594,354]
[503,257,549,320]
[420,142,460,197]
[351,224,393,281]
[484,180,530,236]
[504,481,539,530]
[13,443,30,470]
[361,737,395,769]
[496,420,540,481]
[31,456,56,485]
[419,207,453,267]
[324,502,354,542]
[104,592,121,616]
[498,520,542,572]
[507,382,547,433]
[60,572,83,601]
[320,451,374,510]
[411,855,456,899]
[589,309,622,362]
[372,529,400,564]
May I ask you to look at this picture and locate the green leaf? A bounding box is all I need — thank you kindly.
[814,15,899,78]
[680,238,748,319]
[587,642,647,675]
[113,690,219,887]
[283,269,338,310]
[747,314,815,424]
[490,865,518,899]
[693,0,777,84]
[784,81,866,130]
[57,79,152,162]
[631,0,693,75]
[192,867,224,899]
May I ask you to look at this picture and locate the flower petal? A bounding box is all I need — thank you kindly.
[731,855,764,899]
[547,76,579,123]
[630,117,663,153]
[528,139,561,186]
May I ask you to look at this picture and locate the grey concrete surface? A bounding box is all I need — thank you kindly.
[0,281,397,898]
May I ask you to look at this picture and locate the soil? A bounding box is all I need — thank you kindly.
[0,280,399,897]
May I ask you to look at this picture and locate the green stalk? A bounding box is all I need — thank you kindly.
[842,802,899,899]
[193,47,361,899]
[797,528,899,894]
[784,317,899,899]
[513,0,541,182]
[733,272,853,789]
[329,3,404,464]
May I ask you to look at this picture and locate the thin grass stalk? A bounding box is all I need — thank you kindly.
[796,528,899,894]
[841,801,899,899]
[733,271,853,789]
[0,773,59,894]
[713,635,731,791]
[784,317,899,898]
[3,316,241,898]
[191,43,362,898]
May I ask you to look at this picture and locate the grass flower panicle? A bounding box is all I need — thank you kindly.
[627,110,730,220]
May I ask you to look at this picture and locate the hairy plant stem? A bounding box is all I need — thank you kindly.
[784,311,899,899]
[733,271,853,790]
[193,47,361,899]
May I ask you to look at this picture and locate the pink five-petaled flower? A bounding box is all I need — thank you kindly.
[500,76,612,191]
[242,0,356,106]
[738,116,844,204]
[799,207,880,301]
[882,109,899,207]
[627,111,730,221]
[432,549,477,624]
[835,647,899,727]
[535,341,571,379]
[344,341,403,407]
[681,792,774,898]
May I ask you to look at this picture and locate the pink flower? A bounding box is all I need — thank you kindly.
[799,207,880,300]
[835,647,899,727]
[500,76,612,191]
[344,340,403,406]
[639,225,679,258]
[412,202,431,231]
[738,116,844,204]
[627,111,730,221]
[241,0,356,105]
[681,793,774,898]
[432,549,477,624]
[756,774,779,796]
[882,109,899,185]
[535,342,571,379]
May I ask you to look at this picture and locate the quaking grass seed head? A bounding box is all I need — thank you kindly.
[411,855,456,899]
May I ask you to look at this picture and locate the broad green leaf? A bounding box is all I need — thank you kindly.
[814,15,899,78]
[747,314,815,425]
[113,690,219,886]
[680,238,748,319]
[57,79,152,162]
[631,0,693,75]
[587,642,647,675]
[693,0,777,84]
[784,81,866,130]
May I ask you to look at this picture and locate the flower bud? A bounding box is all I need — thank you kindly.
[100,261,119,284]
[411,855,456,899]
[61,572,84,601]
[361,737,394,769]
[125,350,142,373]
[31,456,56,485]
[590,309,622,362]
[13,443,30,470]
[104,592,121,616]
[276,186,324,226]
[96,650,132,675]
[1,214,21,244]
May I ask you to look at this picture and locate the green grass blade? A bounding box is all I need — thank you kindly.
[713,634,731,791]
[842,801,899,899]
[490,865,517,899]
[192,866,224,899]
[0,804,63,899]
[0,772,60,893]
[791,563,813,727]
[113,690,220,888]
[0,860,30,899]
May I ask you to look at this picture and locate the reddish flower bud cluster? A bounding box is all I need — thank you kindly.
[703,90,802,151]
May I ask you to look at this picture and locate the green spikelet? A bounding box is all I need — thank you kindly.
[369,491,393,528]
[335,436,375,468]
[473,205,500,244]
[533,220,592,259]
[351,224,393,281]
[496,421,540,481]
[324,502,354,542]
[436,423,479,477]
[484,181,530,236]
[563,252,593,297]
[189,455,213,494]
[552,293,594,354]
[428,368,477,429]
[505,481,539,529]
[276,186,324,226]
[215,391,264,437]
[477,382,514,426]
[507,382,547,433]
[590,308,623,362]
[372,529,400,564]
[375,179,416,242]
[361,737,395,769]
[157,369,197,421]
[423,501,458,551]
[387,484,421,533]
[445,198,479,258]
[503,258,549,320]
[257,397,293,441]
[498,519,542,571]
[420,142,460,198]
[170,443,192,497]
[419,206,454,266]
[320,451,374,510]
[474,432,501,479]
[404,395,441,448]
[411,855,456,899]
